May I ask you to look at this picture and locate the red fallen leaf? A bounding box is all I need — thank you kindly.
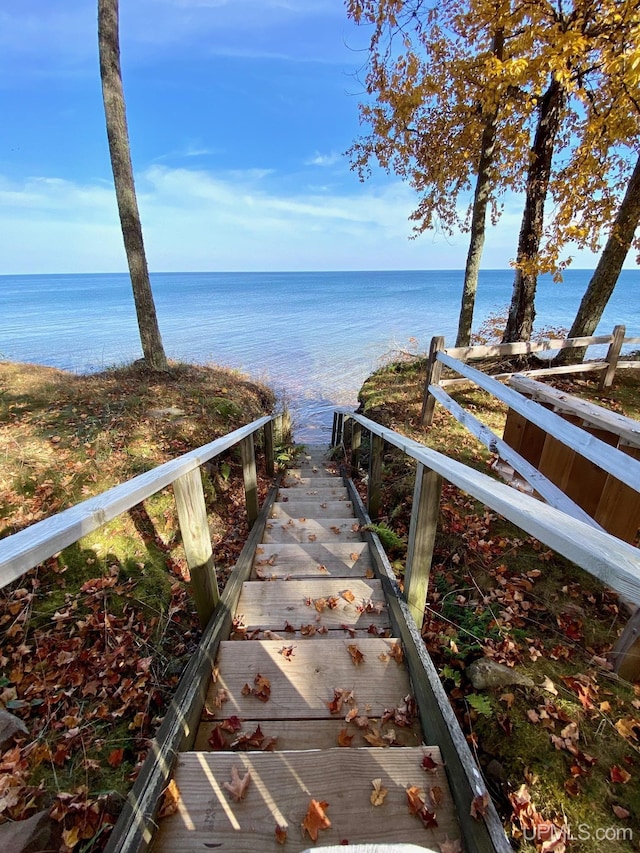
[278,644,296,662]
[231,724,265,750]
[470,792,490,819]
[347,644,365,666]
[220,716,243,733]
[284,621,296,633]
[612,804,630,819]
[158,779,181,818]
[300,624,317,636]
[107,748,124,768]
[327,688,345,715]
[341,623,357,637]
[422,753,443,771]
[223,765,251,802]
[406,786,438,828]
[564,777,580,796]
[208,725,227,750]
[327,596,340,609]
[337,727,354,747]
[275,825,288,845]
[301,799,331,841]
[610,765,632,784]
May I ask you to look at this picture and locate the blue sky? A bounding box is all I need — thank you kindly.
[0,0,616,274]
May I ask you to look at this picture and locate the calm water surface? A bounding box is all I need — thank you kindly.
[1,270,638,440]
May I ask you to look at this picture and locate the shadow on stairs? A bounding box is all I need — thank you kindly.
[152,445,464,852]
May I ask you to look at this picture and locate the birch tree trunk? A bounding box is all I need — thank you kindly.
[98,0,168,371]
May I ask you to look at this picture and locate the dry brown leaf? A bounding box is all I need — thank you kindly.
[470,791,490,819]
[438,839,462,853]
[370,778,388,806]
[337,727,354,747]
[158,779,181,818]
[347,643,365,666]
[301,799,331,841]
[430,785,443,808]
[275,825,288,845]
[612,804,630,819]
[342,589,356,603]
[345,706,359,722]
[541,676,558,696]
[223,765,251,802]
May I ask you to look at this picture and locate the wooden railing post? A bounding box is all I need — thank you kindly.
[240,435,259,528]
[420,336,446,427]
[173,469,219,627]
[331,413,339,447]
[264,418,275,478]
[600,324,625,389]
[368,433,384,519]
[404,463,442,627]
[351,421,362,477]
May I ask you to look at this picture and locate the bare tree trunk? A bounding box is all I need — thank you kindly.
[503,79,565,342]
[456,32,504,348]
[98,0,168,371]
[557,153,640,364]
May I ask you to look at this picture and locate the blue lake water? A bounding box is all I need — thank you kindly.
[0,269,638,440]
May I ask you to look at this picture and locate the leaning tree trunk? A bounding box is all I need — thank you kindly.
[456,31,504,348]
[557,152,640,365]
[503,79,565,343]
[98,0,168,371]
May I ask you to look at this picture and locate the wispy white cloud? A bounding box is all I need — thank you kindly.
[305,151,343,167]
[0,166,606,275]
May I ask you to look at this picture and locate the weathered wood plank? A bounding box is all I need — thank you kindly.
[404,464,442,626]
[445,334,613,360]
[235,578,388,632]
[430,386,600,528]
[153,748,460,853]
[337,411,640,605]
[263,518,363,544]
[277,486,349,499]
[600,324,626,389]
[103,485,280,853]
[194,719,423,751]
[594,445,640,544]
[510,374,640,448]
[172,469,219,627]
[420,335,445,427]
[205,638,411,719]
[439,362,605,387]
[252,543,372,579]
[271,500,355,519]
[437,351,640,493]
[0,416,273,588]
[346,479,511,853]
[368,433,384,519]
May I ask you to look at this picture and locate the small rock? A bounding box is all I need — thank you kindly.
[0,810,61,853]
[147,407,185,419]
[0,709,29,751]
[466,658,534,690]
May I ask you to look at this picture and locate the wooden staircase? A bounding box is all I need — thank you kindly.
[152,446,463,851]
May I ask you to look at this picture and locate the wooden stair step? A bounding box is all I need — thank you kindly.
[277,485,349,499]
[264,518,363,544]
[283,470,340,481]
[152,748,461,852]
[252,543,373,579]
[271,500,355,519]
[205,638,411,720]
[194,718,423,751]
[234,578,389,632]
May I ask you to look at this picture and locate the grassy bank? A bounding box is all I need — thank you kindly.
[0,360,276,850]
[356,358,640,852]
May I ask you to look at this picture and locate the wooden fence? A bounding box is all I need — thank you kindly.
[332,410,640,678]
[0,414,282,627]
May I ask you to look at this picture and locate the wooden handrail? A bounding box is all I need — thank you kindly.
[334,410,640,606]
[0,415,274,594]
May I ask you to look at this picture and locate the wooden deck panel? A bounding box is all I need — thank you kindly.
[271,500,355,519]
[205,638,412,720]
[263,518,363,544]
[194,718,423,751]
[153,446,462,852]
[252,542,373,579]
[153,748,459,852]
[234,578,389,632]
